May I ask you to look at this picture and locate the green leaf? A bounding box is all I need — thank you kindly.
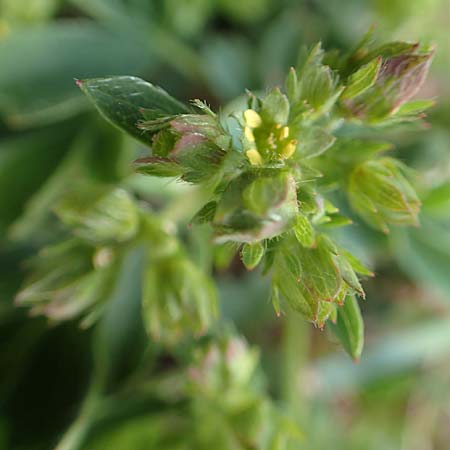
[241,242,265,270]
[329,295,364,361]
[341,57,381,100]
[78,76,189,144]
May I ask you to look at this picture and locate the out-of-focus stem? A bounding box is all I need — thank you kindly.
[281,314,310,417]
[54,389,100,450]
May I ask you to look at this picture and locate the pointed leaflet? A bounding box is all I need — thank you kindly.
[78,76,190,145]
[329,295,364,360]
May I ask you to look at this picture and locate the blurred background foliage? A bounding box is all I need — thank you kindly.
[0,0,449,449]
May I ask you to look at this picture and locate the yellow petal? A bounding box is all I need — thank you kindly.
[280,140,297,159]
[246,149,263,166]
[244,126,255,142]
[281,126,290,139]
[244,109,262,128]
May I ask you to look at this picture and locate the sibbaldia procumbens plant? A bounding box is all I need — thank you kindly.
[16,31,434,361]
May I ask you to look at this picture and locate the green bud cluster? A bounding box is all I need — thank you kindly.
[16,31,434,359]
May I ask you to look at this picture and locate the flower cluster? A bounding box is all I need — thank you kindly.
[16,31,434,359]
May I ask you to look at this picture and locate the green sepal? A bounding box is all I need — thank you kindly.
[134,156,184,178]
[293,213,315,247]
[339,248,374,277]
[271,283,282,317]
[295,126,336,159]
[241,242,265,270]
[261,87,290,124]
[348,157,421,232]
[214,171,298,243]
[319,214,353,229]
[285,67,300,103]
[341,57,382,100]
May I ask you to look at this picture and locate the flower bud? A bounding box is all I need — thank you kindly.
[342,48,434,123]
[139,113,229,183]
[348,157,421,232]
[142,253,217,343]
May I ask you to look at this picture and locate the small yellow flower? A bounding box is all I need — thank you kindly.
[244,109,262,128]
[246,148,263,166]
[281,126,290,139]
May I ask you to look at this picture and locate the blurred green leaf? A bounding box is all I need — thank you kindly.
[391,216,450,300]
[94,245,146,388]
[201,35,253,101]
[9,122,130,241]
[0,22,154,128]
[0,122,78,231]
